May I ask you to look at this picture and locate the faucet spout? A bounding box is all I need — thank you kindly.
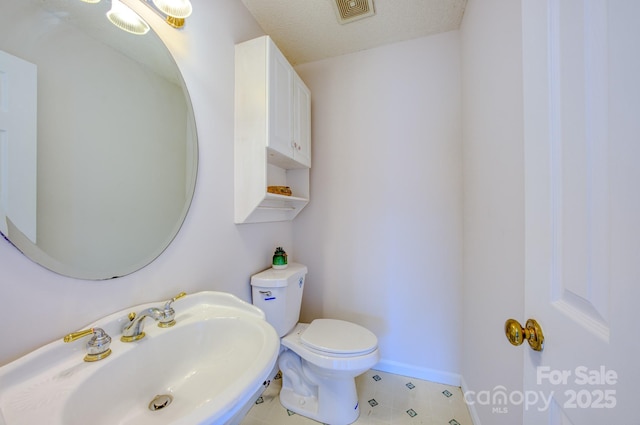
[120,293,187,342]
[121,307,163,342]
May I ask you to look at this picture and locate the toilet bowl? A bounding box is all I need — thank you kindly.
[251,264,380,425]
[279,320,379,424]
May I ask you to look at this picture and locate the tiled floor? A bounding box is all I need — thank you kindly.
[241,369,473,425]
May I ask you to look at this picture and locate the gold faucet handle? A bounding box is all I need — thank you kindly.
[158,292,187,328]
[161,292,187,311]
[63,327,112,362]
[168,292,187,305]
[63,328,94,343]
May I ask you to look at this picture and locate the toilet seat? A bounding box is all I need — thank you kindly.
[301,319,378,356]
[281,321,379,372]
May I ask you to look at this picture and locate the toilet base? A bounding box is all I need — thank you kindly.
[280,386,360,425]
[279,350,361,425]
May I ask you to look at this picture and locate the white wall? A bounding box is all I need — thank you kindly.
[0,0,290,366]
[293,32,463,384]
[460,0,524,424]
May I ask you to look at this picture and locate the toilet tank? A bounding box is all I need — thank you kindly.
[251,263,307,337]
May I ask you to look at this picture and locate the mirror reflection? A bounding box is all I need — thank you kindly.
[0,0,197,280]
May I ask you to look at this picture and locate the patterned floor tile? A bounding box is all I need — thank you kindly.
[241,369,473,425]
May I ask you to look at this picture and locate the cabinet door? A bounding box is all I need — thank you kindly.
[293,74,311,168]
[268,40,294,159]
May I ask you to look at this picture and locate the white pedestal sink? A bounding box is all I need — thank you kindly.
[0,292,280,425]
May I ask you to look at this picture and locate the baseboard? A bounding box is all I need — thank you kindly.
[460,376,481,425]
[373,358,462,387]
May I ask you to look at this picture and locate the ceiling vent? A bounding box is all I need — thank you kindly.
[332,0,375,24]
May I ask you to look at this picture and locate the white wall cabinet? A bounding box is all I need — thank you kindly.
[234,36,311,223]
[292,73,311,167]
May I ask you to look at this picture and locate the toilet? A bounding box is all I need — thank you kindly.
[251,263,380,425]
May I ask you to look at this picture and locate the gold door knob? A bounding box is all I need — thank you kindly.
[505,318,544,352]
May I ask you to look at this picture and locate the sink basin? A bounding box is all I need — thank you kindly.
[0,292,280,425]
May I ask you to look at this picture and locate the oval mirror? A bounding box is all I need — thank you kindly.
[0,0,197,279]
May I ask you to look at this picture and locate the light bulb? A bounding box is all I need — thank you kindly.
[107,0,150,35]
[151,0,192,18]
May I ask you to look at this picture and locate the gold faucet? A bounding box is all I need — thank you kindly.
[63,328,112,362]
[121,292,186,342]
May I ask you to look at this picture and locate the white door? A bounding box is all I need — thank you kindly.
[522,0,640,423]
[0,50,37,243]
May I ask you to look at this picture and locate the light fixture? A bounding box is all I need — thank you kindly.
[152,0,192,18]
[143,0,193,29]
[107,0,150,35]
[82,0,191,34]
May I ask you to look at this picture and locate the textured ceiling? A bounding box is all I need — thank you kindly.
[240,0,467,65]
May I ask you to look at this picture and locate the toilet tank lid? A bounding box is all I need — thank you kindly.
[250,263,308,288]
